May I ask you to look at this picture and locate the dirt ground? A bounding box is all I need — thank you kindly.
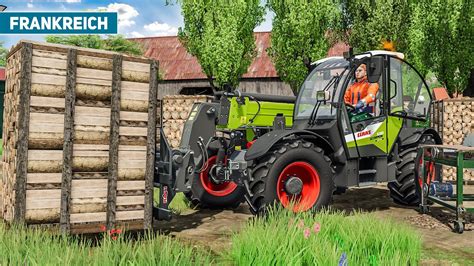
[155,184,474,265]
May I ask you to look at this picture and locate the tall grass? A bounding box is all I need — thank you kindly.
[0,222,214,265]
[229,207,421,265]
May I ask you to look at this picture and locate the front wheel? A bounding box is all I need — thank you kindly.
[185,155,245,209]
[248,139,335,215]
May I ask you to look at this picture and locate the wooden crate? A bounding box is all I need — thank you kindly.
[431,98,474,181]
[162,95,213,148]
[1,41,159,234]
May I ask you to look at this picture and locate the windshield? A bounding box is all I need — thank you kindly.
[295,58,348,119]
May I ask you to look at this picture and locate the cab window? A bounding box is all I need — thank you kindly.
[389,57,430,119]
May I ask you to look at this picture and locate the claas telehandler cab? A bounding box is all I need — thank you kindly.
[154,50,441,219]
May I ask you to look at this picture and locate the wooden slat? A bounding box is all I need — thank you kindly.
[75,106,111,117]
[121,90,149,101]
[76,76,112,86]
[117,196,145,205]
[27,173,62,184]
[117,181,145,190]
[32,56,67,70]
[120,111,148,122]
[77,68,112,81]
[122,61,150,73]
[121,81,149,92]
[32,49,67,60]
[145,60,159,229]
[116,210,144,221]
[30,96,65,108]
[60,48,77,233]
[120,127,147,136]
[71,188,107,198]
[70,212,106,223]
[14,42,33,223]
[26,189,61,199]
[107,54,122,230]
[32,73,66,86]
[72,179,108,188]
[26,198,60,210]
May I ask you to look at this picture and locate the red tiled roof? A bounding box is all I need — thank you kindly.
[0,68,5,81]
[131,32,349,81]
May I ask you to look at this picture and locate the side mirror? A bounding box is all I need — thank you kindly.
[367,56,383,83]
[316,91,330,102]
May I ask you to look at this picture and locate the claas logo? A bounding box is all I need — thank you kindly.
[0,5,7,12]
[357,130,372,138]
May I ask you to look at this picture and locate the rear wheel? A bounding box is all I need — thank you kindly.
[388,135,440,206]
[249,140,335,215]
[185,154,245,209]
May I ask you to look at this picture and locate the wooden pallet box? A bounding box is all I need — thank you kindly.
[431,98,474,181]
[1,41,159,233]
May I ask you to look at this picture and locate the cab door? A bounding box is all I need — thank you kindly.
[344,56,388,157]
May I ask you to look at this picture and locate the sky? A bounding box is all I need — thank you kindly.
[0,0,273,48]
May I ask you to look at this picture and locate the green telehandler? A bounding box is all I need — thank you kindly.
[154,50,441,220]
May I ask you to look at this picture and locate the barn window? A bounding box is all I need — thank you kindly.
[179,87,213,95]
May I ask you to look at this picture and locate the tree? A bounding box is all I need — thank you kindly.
[268,0,340,92]
[339,0,411,53]
[0,41,8,67]
[177,0,265,90]
[46,35,143,56]
[407,0,473,95]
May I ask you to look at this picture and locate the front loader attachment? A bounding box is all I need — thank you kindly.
[153,129,195,221]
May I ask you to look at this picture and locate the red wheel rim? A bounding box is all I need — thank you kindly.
[200,155,238,197]
[277,161,321,212]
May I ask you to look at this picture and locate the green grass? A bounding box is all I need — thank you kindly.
[229,206,422,265]
[0,222,214,265]
[0,204,424,265]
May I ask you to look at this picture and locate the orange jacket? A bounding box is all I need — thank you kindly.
[344,78,379,105]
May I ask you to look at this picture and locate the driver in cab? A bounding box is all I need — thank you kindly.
[344,64,379,113]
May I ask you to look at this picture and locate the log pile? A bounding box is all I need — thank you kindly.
[162,95,213,148]
[431,98,474,181]
[1,41,158,233]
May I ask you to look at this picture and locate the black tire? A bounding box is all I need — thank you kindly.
[184,153,245,209]
[388,134,440,206]
[248,139,335,215]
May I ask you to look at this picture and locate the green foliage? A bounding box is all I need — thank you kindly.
[46,35,143,56]
[268,0,340,92]
[178,0,265,89]
[0,41,7,67]
[339,0,411,53]
[0,222,214,264]
[408,0,473,94]
[229,207,421,265]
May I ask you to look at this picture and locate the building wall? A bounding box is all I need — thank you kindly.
[158,78,294,98]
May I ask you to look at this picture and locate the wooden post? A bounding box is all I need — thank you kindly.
[13,43,33,223]
[106,54,122,230]
[60,48,78,233]
[144,60,159,230]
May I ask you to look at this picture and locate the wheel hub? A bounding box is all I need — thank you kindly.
[284,176,303,195]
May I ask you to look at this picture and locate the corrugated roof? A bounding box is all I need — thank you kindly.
[131,32,349,81]
[0,67,5,81]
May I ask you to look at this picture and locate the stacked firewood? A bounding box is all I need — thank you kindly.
[1,41,158,233]
[161,95,213,148]
[432,98,474,181]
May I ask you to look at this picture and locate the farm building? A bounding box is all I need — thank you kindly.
[131,32,349,98]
